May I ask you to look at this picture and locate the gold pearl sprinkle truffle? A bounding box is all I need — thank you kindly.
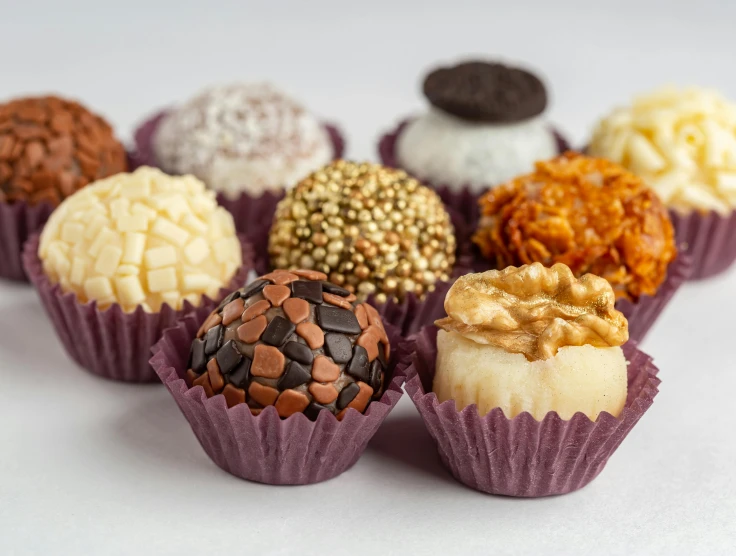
[268,160,457,303]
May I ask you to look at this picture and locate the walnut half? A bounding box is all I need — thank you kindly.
[435,263,629,361]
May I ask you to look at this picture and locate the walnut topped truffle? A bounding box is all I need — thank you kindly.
[269,160,457,303]
[473,152,677,301]
[436,263,629,361]
[187,269,390,420]
[0,95,127,206]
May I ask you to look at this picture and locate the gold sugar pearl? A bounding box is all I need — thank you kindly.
[268,160,457,302]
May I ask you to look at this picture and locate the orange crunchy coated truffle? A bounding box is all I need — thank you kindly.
[472,152,677,301]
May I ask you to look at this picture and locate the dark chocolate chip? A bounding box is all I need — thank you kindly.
[378,341,388,368]
[277,361,312,390]
[337,382,360,410]
[370,359,383,394]
[346,345,370,382]
[216,340,243,375]
[204,324,224,355]
[189,338,207,373]
[316,305,361,334]
[321,281,350,297]
[305,402,331,421]
[324,333,352,363]
[228,357,251,388]
[217,290,241,312]
[262,316,296,347]
[291,280,323,304]
[241,279,268,300]
[283,341,314,365]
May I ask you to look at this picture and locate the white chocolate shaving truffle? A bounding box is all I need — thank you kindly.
[434,264,629,420]
[39,166,242,313]
[396,108,558,192]
[153,83,333,199]
[590,86,736,214]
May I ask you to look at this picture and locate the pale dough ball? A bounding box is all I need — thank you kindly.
[397,108,558,192]
[434,330,627,420]
[39,166,242,313]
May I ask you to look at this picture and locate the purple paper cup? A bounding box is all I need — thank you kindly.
[0,200,55,282]
[22,233,255,383]
[398,326,660,497]
[670,209,736,280]
[149,307,405,485]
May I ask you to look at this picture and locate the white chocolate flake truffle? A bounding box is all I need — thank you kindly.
[39,166,242,313]
[397,108,558,192]
[153,83,333,198]
[590,86,736,214]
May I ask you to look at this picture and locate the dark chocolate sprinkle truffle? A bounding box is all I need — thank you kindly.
[188,269,390,420]
[423,60,547,123]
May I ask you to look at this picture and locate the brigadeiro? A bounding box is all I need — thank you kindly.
[150,269,404,485]
[398,264,661,496]
[471,152,691,342]
[378,60,569,229]
[23,166,253,382]
[268,160,459,333]
[131,82,345,263]
[589,86,736,279]
[0,95,127,280]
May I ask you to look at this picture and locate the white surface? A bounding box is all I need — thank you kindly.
[1,1,735,555]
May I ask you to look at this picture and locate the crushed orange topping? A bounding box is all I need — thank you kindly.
[473,152,677,301]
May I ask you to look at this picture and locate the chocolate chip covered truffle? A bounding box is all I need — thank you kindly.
[396,60,559,192]
[268,160,457,303]
[0,95,127,206]
[152,83,333,199]
[187,269,390,420]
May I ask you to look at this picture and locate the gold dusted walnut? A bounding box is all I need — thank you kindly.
[269,160,457,303]
[473,152,677,301]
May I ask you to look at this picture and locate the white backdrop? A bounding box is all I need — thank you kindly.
[1,1,735,554]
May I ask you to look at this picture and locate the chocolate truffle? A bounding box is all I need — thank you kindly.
[187,269,390,420]
[39,166,242,312]
[0,95,127,206]
[435,263,629,420]
[473,152,677,301]
[589,86,736,215]
[152,83,333,199]
[268,160,457,303]
[396,60,559,192]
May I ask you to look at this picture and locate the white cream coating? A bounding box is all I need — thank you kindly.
[153,83,333,199]
[396,108,558,192]
[434,330,627,420]
[39,167,242,313]
[590,86,736,214]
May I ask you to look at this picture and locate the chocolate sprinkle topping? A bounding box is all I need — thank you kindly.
[324,333,353,364]
[346,345,371,383]
[304,402,331,421]
[321,281,350,297]
[228,357,251,388]
[337,382,360,410]
[204,324,224,355]
[316,305,362,334]
[291,280,323,304]
[190,338,207,373]
[277,361,312,390]
[262,316,296,347]
[241,279,269,300]
[283,341,314,365]
[215,340,243,375]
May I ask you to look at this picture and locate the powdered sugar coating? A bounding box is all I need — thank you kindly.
[396,108,557,192]
[152,83,333,198]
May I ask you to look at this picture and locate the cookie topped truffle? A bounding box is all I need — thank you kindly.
[39,166,242,312]
[0,95,127,206]
[152,83,334,199]
[473,152,677,301]
[268,160,457,303]
[395,60,559,192]
[589,86,736,215]
[188,269,390,420]
[434,263,629,420]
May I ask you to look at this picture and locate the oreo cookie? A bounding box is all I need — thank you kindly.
[422,60,547,123]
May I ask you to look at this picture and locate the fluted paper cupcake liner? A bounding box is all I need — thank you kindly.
[398,326,660,497]
[670,209,736,280]
[22,233,255,383]
[149,307,405,485]
[0,200,55,282]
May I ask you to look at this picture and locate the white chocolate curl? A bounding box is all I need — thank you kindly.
[39,167,242,313]
[436,263,629,361]
[590,86,736,214]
